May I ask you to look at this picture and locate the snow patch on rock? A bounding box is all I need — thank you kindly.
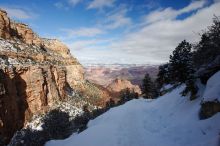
[0,39,17,52]
[25,101,84,131]
[203,71,220,102]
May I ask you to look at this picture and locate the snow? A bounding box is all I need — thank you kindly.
[54,102,84,120]
[203,71,220,102]
[8,57,20,65]
[25,101,84,131]
[25,115,44,131]
[0,57,7,65]
[0,39,17,52]
[160,84,173,91]
[46,85,220,146]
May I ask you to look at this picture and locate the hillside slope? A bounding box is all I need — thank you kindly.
[46,79,220,146]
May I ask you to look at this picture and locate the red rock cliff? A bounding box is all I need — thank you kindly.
[0,9,86,144]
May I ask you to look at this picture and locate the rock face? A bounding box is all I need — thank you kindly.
[196,55,220,84]
[42,39,71,58]
[66,65,85,87]
[200,101,220,119]
[0,65,73,143]
[0,8,112,145]
[12,23,41,45]
[0,9,11,39]
[199,71,220,119]
[107,78,142,95]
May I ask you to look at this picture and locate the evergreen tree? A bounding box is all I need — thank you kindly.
[142,73,158,99]
[169,40,194,83]
[106,98,115,109]
[156,63,171,88]
[119,88,138,103]
[193,16,220,67]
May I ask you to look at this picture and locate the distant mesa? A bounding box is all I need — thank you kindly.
[107,78,142,95]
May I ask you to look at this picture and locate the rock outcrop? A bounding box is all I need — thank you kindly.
[199,71,220,119]
[0,8,112,145]
[0,65,74,143]
[12,23,41,45]
[196,55,220,84]
[42,39,71,58]
[107,78,142,95]
[0,9,11,39]
[200,101,220,119]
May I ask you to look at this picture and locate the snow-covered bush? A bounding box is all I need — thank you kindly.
[41,109,74,139]
[8,129,46,146]
[9,109,74,146]
[8,100,106,146]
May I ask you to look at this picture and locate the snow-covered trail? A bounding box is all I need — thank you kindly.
[46,86,220,146]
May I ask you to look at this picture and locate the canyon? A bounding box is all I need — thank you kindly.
[0,8,148,145]
[84,64,158,87]
[0,9,114,145]
[0,1,220,146]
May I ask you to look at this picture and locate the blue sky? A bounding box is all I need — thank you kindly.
[0,0,219,65]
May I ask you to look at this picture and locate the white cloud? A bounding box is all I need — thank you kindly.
[144,0,206,24]
[144,1,160,10]
[61,27,105,38]
[69,1,220,65]
[180,0,206,12]
[103,8,132,29]
[68,39,99,51]
[68,0,82,6]
[67,38,112,51]
[0,6,35,19]
[54,0,82,10]
[54,2,69,10]
[108,2,220,63]
[87,0,115,10]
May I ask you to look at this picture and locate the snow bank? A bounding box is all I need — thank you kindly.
[160,84,173,91]
[203,71,220,102]
[46,85,220,146]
